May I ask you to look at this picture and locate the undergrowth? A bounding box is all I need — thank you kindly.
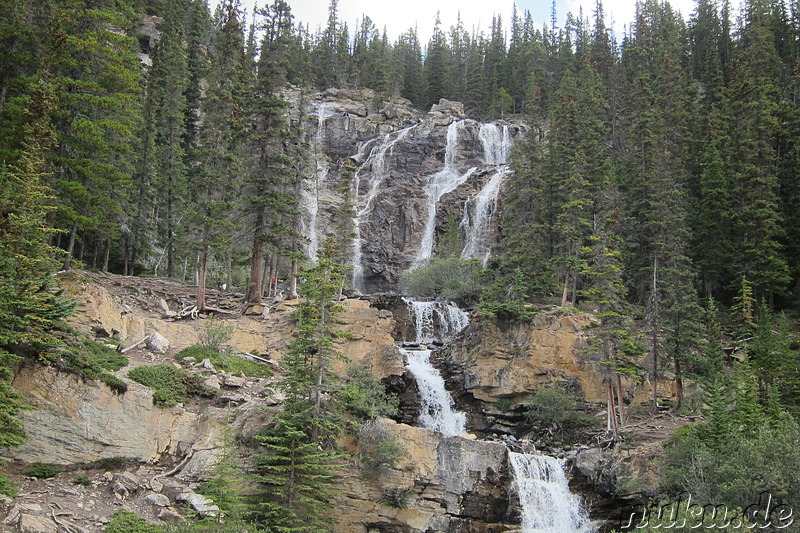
[176,345,272,378]
[128,364,216,406]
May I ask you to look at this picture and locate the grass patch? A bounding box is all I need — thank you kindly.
[176,345,272,378]
[106,510,164,533]
[73,474,91,486]
[26,463,60,479]
[0,473,16,498]
[128,364,216,406]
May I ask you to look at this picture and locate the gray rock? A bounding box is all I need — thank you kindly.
[157,508,184,523]
[203,375,220,390]
[114,472,141,492]
[161,481,188,501]
[146,493,171,507]
[146,332,169,353]
[201,358,215,370]
[223,375,246,388]
[177,492,219,517]
[18,514,57,533]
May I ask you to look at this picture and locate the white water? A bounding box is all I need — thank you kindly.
[300,102,337,263]
[509,452,591,533]
[351,126,416,289]
[480,123,512,165]
[460,167,510,266]
[414,120,478,266]
[404,298,470,344]
[402,347,467,436]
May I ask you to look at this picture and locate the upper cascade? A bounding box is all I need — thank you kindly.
[285,88,528,293]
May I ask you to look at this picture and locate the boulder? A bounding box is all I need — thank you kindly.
[18,514,56,533]
[146,493,171,507]
[146,332,169,353]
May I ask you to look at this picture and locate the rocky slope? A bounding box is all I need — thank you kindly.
[287,88,530,292]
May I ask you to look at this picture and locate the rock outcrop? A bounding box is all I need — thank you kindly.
[285,89,529,292]
[335,419,517,533]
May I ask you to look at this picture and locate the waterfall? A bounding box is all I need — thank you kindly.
[460,167,510,266]
[300,102,337,263]
[403,297,470,345]
[458,123,513,267]
[479,123,512,165]
[402,347,467,436]
[509,452,591,533]
[351,126,416,289]
[414,121,478,266]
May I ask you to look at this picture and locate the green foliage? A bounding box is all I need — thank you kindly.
[72,474,91,486]
[0,474,17,498]
[522,384,597,434]
[127,364,216,407]
[336,365,398,421]
[379,486,414,509]
[356,419,404,479]
[196,316,235,352]
[478,300,535,321]
[100,374,128,395]
[400,256,483,306]
[26,463,59,479]
[175,345,272,378]
[105,510,164,533]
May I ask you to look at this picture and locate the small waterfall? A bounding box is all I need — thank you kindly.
[403,297,470,344]
[351,126,416,289]
[460,167,510,266]
[414,120,478,266]
[300,102,337,263]
[479,123,512,165]
[509,452,591,533]
[402,347,467,436]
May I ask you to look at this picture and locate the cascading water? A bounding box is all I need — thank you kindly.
[460,168,510,266]
[300,101,337,262]
[403,297,470,345]
[414,120,478,266]
[460,123,514,266]
[509,452,592,533]
[351,125,416,289]
[402,347,467,436]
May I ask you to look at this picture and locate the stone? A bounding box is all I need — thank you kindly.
[180,356,196,365]
[146,493,171,507]
[203,375,220,390]
[18,514,57,533]
[149,476,164,493]
[177,492,219,517]
[113,472,141,492]
[161,481,188,501]
[223,375,246,388]
[157,508,184,523]
[429,98,465,117]
[244,304,265,316]
[201,358,215,370]
[146,332,169,353]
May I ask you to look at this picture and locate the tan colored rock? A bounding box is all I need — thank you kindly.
[333,419,515,532]
[18,514,57,533]
[447,310,672,405]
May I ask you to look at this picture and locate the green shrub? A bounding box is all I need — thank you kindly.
[105,510,164,533]
[196,315,235,352]
[73,474,91,486]
[0,473,16,498]
[26,463,59,479]
[357,420,404,479]
[478,299,535,321]
[399,256,483,306]
[379,486,414,508]
[523,384,592,433]
[87,457,138,471]
[100,373,128,394]
[128,364,216,407]
[337,365,398,421]
[175,345,272,378]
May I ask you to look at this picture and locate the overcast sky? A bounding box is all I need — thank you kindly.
[220,0,698,43]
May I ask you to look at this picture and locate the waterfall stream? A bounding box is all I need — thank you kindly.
[414,121,477,266]
[509,452,592,532]
[460,167,510,266]
[351,125,416,289]
[402,347,467,436]
[300,101,337,263]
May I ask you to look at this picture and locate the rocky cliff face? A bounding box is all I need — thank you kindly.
[286,89,530,293]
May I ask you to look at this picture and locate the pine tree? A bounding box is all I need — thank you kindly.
[0,78,73,447]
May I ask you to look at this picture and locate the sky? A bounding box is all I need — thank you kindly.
[221,0,698,43]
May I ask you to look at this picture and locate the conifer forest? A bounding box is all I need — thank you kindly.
[2,0,800,531]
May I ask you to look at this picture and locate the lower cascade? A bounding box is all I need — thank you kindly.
[509,452,592,533]
[402,347,467,436]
